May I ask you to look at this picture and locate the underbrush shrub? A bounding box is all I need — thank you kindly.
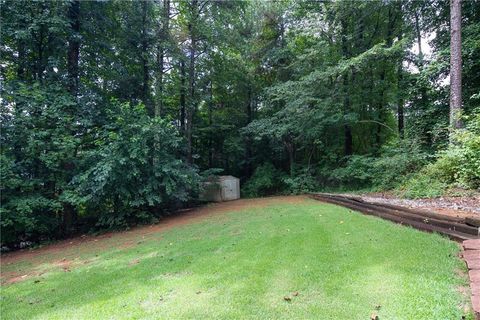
[0,84,77,246]
[282,167,317,194]
[450,113,480,188]
[328,141,428,191]
[242,163,286,197]
[370,141,429,190]
[1,95,199,246]
[398,111,480,197]
[397,170,448,199]
[329,155,374,189]
[74,101,199,230]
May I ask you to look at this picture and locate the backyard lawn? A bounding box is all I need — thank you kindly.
[0,197,473,319]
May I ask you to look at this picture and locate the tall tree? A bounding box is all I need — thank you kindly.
[155,0,170,118]
[67,0,80,96]
[450,0,462,130]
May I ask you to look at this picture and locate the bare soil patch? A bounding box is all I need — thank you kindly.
[1,196,307,284]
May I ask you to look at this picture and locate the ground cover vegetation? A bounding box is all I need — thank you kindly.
[1,0,479,246]
[0,200,474,319]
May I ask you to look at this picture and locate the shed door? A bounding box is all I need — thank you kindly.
[222,179,238,201]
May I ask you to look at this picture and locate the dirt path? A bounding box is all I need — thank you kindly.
[1,196,307,284]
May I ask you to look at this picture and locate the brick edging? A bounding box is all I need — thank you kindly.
[462,239,480,319]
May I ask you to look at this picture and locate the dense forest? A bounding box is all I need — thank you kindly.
[1,0,479,247]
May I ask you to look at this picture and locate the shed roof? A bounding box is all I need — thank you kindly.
[218,175,239,181]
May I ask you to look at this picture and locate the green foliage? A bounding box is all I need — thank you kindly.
[370,142,429,190]
[399,111,480,198]
[74,101,199,229]
[0,82,198,244]
[242,163,285,197]
[1,83,78,244]
[327,142,428,191]
[328,155,374,188]
[0,154,61,244]
[449,113,480,189]
[398,169,448,199]
[282,167,317,194]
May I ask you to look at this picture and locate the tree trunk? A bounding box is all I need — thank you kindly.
[284,137,295,176]
[17,12,27,80]
[186,1,197,164]
[450,0,462,130]
[155,43,164,118]
[141,1,151,114]
[341,18,353,156]
[375,7,396,148]
[180,60,186,133]
[397,4,404,138]
[36,23,45,81]
[155,0,170,118]
[414,11,424,65]
[398,73,405,138]
[414,8,432,145]
[208,81,214,168]
[244,88,254,177]
[63,0,81,235]
[186,34,196,163]
[67,0,80,96]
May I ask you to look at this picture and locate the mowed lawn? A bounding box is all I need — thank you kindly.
[0,197,473,319]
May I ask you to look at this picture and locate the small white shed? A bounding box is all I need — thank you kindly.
[200,175,240,202]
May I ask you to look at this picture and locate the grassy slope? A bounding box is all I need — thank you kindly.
[0,199,473,319]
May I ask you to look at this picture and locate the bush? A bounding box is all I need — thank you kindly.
[398,111,480,197]
[449,113,480,189]
[0,154,63,244]
[1,86,199,246]
[242,163,285,197]
[282,167,317,194]
[397,169,448,199]
[370,142,429,190]
[1,83,78,245]
[329,155,374,189]
[74,101,199,230]
[328,141,428,191]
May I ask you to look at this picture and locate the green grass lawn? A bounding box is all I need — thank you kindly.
[0,198,473,319]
